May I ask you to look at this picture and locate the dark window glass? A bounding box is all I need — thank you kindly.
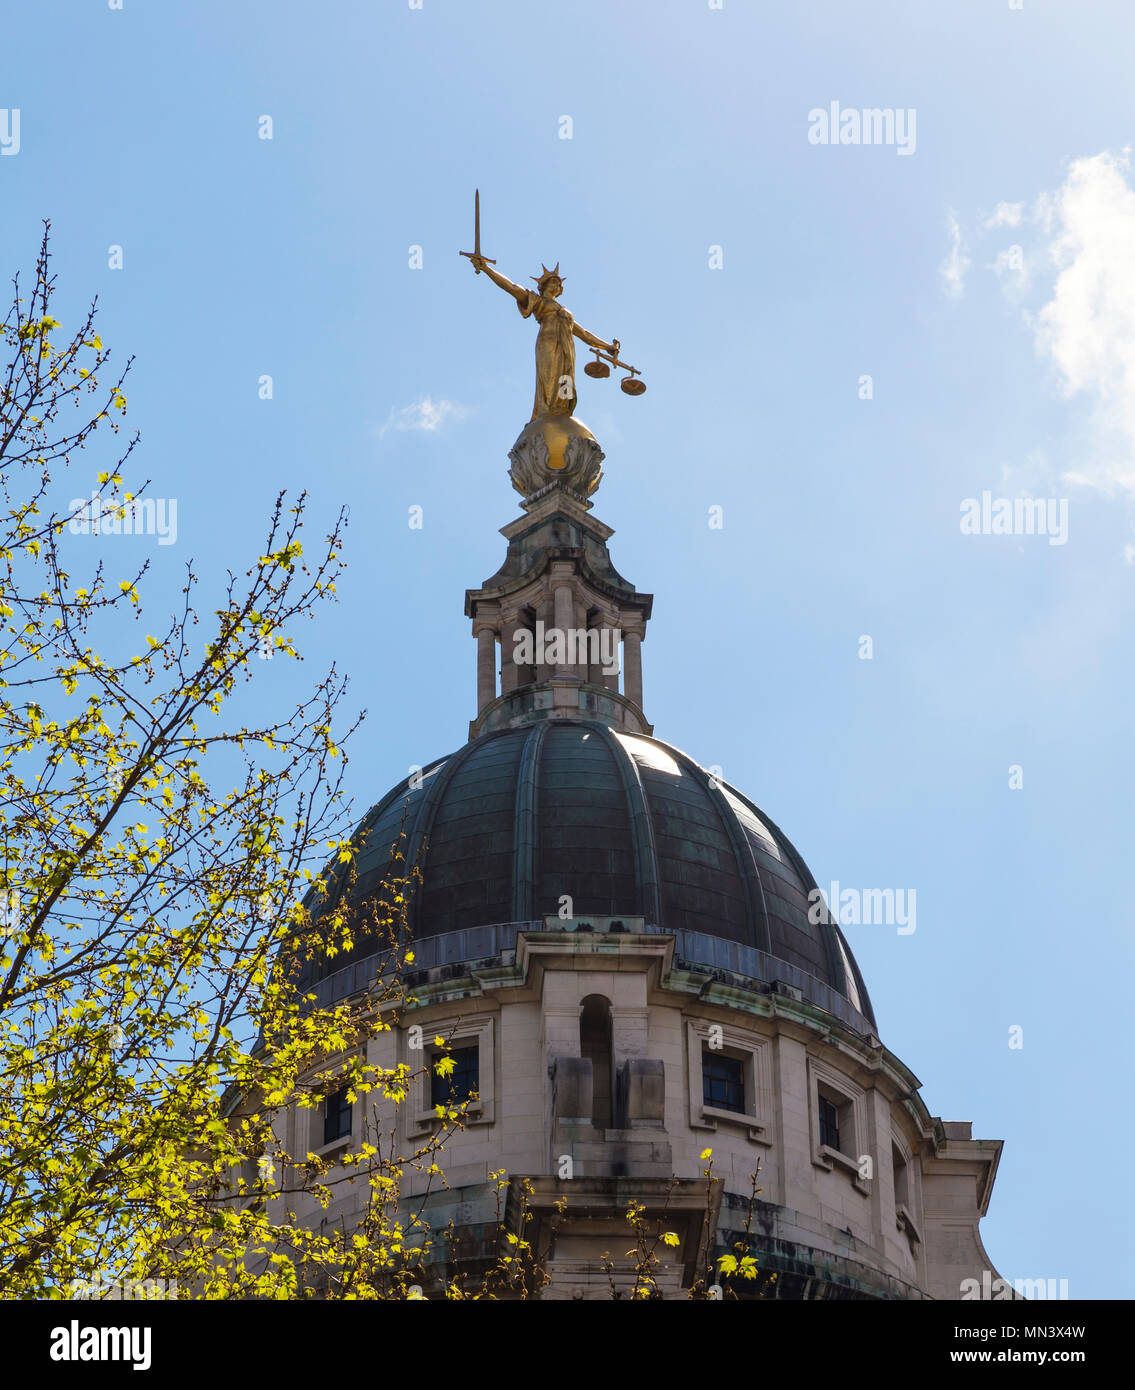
[892,1144,909,1207]
[431,1045,479,1107]
[702,1051,745,1114]
[818,1095,841,1151]
[323,1085,352,1145]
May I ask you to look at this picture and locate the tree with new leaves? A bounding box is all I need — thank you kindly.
[0,224,485,1299]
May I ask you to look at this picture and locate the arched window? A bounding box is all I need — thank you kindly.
[579,994,614,1130]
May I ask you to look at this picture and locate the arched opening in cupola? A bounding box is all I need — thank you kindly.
[579,994,614,1130]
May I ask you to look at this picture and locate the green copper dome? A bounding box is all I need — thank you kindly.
[307,719,875,1034]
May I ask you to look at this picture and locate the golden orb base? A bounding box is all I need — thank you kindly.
[508,413,605,500]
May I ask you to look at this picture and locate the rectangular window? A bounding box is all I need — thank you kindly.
[323,1084,352,1145]
[818,1094,841,1152]
[431,1044,479,1107]
[892,1143,910,1208]
[702,1050,745,1114]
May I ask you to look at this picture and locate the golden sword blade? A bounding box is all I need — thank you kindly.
[460,188,496,270]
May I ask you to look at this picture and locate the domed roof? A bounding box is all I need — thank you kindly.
[313,719,875,1033]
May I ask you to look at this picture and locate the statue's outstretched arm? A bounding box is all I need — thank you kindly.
[573,320,620,357]
[472,257,528,306]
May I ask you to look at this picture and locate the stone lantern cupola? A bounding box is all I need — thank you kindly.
[465,455,652,741]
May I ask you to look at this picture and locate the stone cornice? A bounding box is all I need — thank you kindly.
[397,930,924,1107]
[465,545,652,618]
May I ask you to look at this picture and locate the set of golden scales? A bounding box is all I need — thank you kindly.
[461,190,645,478]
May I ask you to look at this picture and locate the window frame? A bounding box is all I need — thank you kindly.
[808,1060,871,1194]
[410,1014,495,1133]
[818,1092,842,1152]
[702,1050,746,1115]
[890,1129,922,1246]
[323,1083,353,1147]
[686,1022,770,1141]
[429,1041,480,1109]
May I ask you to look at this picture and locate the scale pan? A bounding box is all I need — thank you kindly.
[620,376,647,396]
[584,360,610,379]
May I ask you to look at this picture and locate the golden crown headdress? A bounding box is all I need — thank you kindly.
[531,262,564,292]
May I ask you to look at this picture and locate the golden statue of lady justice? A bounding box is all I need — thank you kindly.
[461,190,645,422]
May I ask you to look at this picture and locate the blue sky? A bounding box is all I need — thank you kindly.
[3,0,1133,1297]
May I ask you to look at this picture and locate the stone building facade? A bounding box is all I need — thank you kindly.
[279,417,1010,1300]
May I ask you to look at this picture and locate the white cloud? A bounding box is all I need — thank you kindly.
[984,201,1023,229]
[1032,149,1135,497]
[379,396,469,437]
[940,210,970,298]
[1124,541,1135,566]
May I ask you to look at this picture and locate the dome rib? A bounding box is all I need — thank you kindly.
[511,720,550,922]
[592,724,662,925]
[718,781,871,1020]
[404,734,493,939]
[665,745,773,956]
[756,799,843,990]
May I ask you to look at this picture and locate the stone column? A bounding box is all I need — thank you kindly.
[623,630,643,710]
[587,621,604,688]
[535,600,553,683]
[476,624,497,712]
[553,584,574,677]
[500,615,521,694]
[574,597,590,682]
[597,610,620,691]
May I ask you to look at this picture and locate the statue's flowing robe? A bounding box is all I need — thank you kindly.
[517,291,577,420]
